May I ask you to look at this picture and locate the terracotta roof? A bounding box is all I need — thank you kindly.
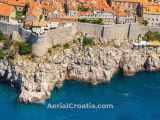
[113,0,139,2]
[115,7,127,16]
[77,0,113,12]
[41,1,55,12]
[68,0,77,10]
[143,3,160,14]
[113,0,148,3]
[77,0,94,3]
[0,3,15,16]
[83,3,96,9]
[0,0,25,6]
[27,2,42,17]
[78,11,94,16]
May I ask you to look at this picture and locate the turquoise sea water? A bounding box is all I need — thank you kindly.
[0,72,160,120]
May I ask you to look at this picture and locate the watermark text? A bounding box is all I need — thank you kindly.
[47,103,114,110]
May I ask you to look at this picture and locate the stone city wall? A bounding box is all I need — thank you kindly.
[32,23,160,57]
[77,23,160,42]
[1,21,160,57]
[32,24,78,57]
[0,21,38,43]
[77,23,129,43]
[129,24,160,41]
[0,21,19,35]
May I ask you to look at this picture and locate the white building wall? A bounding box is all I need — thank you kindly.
[68,10,77,16]
[79,12,114,19]
[144,13,160,27]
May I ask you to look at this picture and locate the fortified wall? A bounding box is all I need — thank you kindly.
[0,21,38,42]
[32,24,78,57]
[77,23,129,44]
[32,23,160,57]
[77,23,160,42]
[129,24,160,41]
[1,21,160,57]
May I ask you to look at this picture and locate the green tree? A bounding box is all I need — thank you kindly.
[39,14,43,21]
[77,5,89,11]
[19,42,32,55]
[0,49,5,59]
[82,36,94,47]
[143,31,160,41]
[0,31,6,41]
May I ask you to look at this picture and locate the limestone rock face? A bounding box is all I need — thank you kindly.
[12,31,23,42]
[120,48,160,75]
[120,50,146,76]
[0,58,22,88]
[65,47,122,84]
[1,45,160,103]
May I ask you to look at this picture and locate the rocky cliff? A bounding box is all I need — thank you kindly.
[0,40,160,103]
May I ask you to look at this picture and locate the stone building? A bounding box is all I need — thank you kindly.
[114,6,135,24]
[0,3,16,23]
[143,13,160,27]
[0,0,26,12]
[112,0,140,11]
[143,3,160,27]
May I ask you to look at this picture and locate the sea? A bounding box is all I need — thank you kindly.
[0,71,160,120]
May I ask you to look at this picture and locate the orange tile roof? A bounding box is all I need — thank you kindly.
[77,0,94,2]
[115,7,127,16]
[41,1,55,12]
[77,0,113,12]
[27,2,41,17]
[0,0,25,6]
[113,0,140,2]
[113,0,148,3]
[78,11,94,16]
[83,4,96,9]
[68,0,78,10]
[143,3,160,14]
[0,3,15,16]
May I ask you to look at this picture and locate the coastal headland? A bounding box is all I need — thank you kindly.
[0,23,160,103]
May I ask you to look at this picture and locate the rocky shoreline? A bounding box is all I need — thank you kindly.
[0,38,160,103]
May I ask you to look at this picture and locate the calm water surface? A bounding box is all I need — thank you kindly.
[0,72,160,120]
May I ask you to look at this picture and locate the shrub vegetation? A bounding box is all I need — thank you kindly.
[78,18,103,25]
[82,36,94,47]
[143,31,160,41]
[77,5,89,11]
[18,42,32,55]
[63,43,70,49]
[0,31,6,41]
[0,49,5,59]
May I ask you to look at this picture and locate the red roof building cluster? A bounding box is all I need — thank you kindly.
[0,3,15,16]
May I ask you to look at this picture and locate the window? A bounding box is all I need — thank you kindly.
[156,18,158,21]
